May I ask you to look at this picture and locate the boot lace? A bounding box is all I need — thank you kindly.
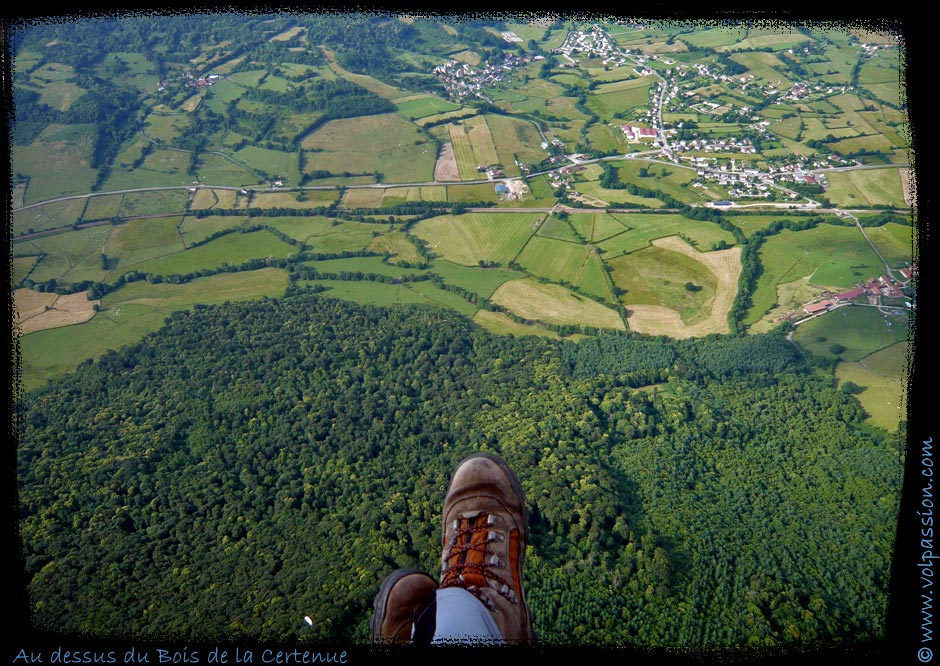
[439,512,517,608]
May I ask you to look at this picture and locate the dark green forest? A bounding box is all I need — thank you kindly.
[16,290,903,649]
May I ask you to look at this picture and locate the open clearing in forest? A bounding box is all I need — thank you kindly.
[623,236,741,339]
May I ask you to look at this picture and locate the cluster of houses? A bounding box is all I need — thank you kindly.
[434,52,544,101]
[801,270,914,316]
[554,24,632,68]
[690,152,866,201]
[184,72,222,88]
[477,164,505,179]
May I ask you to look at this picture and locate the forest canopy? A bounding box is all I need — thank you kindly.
[16,290,903,649]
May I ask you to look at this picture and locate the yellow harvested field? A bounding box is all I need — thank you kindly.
[472,309,560,339]
[434,142,460,181]
[626,236,741,339]
[490,279,625,331]
[15,288,99,335]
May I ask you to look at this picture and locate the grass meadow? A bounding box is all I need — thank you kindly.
[607,244,718,325]
[13,224,112,284]
[597,214,737,257]
[427,260,526,298]
[180,215,250,245]
[113,229,297,279]
[584,78,656,122]
[514,236,595,290]
[836,341,908,433]
[301,113,437,183]
[747,224,887,325]
[489,278,626,331]
[302,278,476,316]
[366,231,427,265]
[410,212,540,266]
[265,216,380,252]
[18,268,290,393]
[824,167,908,208]
[304,255,426,279]
[395,95,461,120]
[12,125,99,204]
[791,305,909,363]
[471,309,561,339]
[13,199,88,236]
[860,222,914,269]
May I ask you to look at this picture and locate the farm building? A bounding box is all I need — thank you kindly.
[835,287,865,302]
[804,301,834,315]
[620,124,657,141]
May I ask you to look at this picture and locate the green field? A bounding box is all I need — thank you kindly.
[597,213,737,257]
[264,216,381,252]
[12,124,100,204]
[114,229,297,279]
[233,146,301,183]
[303,278,473,315]
[180,215,249,245]
[367,231,427,265]
[471,308,561,339]
[748,224,887,324]
[835,341,908,432]
[410,212,539,266]
[538,215,583,242]
[103,151,197,190]
[824,168,908,208]
[13,199,88,236]
[301,113,437,183]
[678,25,747,49]
[483,113,548,175]
[490,278,626,331]
[568,212,630,243]
[120,190,190,217]
[109,217,189,271]
[18,268,290,392]
[861,222,914,269]
[585,78,655,122]
[395,95,461,120]
[14,223,113,284]
[607,244,717,324]
[514,236,594,288]
[427,259,526,298]
[305,255,426,279]
[82,195,124,222]
[791,305,909,363]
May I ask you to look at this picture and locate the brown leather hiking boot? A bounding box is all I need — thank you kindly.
[370,567,437,645]
[438,452,535,646]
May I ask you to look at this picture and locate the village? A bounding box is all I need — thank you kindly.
[432,24,893,207]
